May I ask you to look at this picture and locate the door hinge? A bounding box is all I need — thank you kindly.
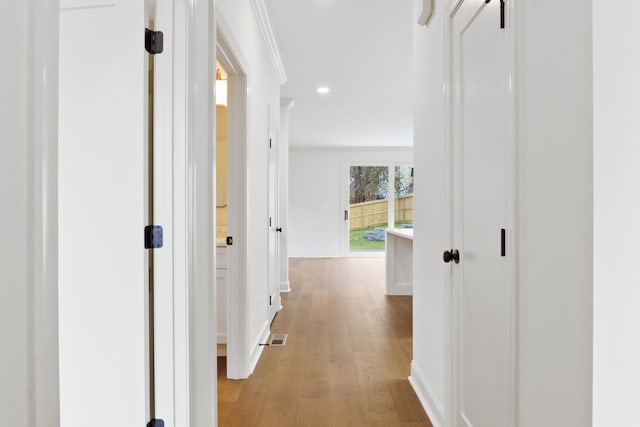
[147,419,164,427]
[144,225,163,249]
[500,228,506,257]
[484,0,505,29]
[269,295,272,306]
[269,138,272,149]
[145,28,164,54]
[226,236,233,246]
[344,210,349,221]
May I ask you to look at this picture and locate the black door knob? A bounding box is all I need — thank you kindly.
[443,249,460,264]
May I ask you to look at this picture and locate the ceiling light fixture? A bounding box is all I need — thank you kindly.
[317,86,330,94]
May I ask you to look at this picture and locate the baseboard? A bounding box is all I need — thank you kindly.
[409,361,444,427]
[280,280,290,292]
[248,321,271,375]
[217,333,227,344]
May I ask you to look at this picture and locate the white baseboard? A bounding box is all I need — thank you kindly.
[248,321,271,375]
[409,361,444,427]
[280,280,290,292]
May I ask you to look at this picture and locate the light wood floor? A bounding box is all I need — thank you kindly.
[218,257,432,427]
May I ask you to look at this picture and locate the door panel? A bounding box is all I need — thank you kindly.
[59,2,147,425]
[451,1,511,426]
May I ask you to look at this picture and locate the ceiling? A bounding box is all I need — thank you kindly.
[265,0,414,148]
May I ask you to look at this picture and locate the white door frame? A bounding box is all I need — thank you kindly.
[443,0,518,425]
[31,0,61,423]
[267,127,282,321]
[153,0,217,425]
[31,0,218,425]
[216,13,253,379]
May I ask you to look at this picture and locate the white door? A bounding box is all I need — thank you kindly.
[267,133,280,321]
[449,0,513,426]
[59,1,148,425]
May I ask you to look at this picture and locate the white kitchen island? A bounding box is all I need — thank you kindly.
[385,228,413,295]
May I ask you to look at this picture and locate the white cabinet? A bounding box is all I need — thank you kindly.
[385,229,413,296]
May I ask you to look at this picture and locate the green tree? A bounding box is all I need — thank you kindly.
[350,166,388,204]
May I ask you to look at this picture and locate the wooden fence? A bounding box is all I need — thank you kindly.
[349,194,413,230]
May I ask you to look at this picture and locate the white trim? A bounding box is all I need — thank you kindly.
[280,280,291,293]
[248,321,271,375]
[215,13,252,380]
[32,0,61,424]
[217,333,227,344]
[409,362,444,427]
[249,0,287,84]
[184,0,216,425]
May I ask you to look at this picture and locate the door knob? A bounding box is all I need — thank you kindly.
[443,249,460,264]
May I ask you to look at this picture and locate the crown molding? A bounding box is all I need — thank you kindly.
[250,0,288,85]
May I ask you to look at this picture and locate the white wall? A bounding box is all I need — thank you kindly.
[515,2,592,425]
[593,2,640,425]
[289,148,413,258]
[216,0,282,370]
[410,1,447,423]
[412,0,593,425]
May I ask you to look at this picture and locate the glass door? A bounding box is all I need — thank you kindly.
[394,165,414,229]
[348,165,389,252]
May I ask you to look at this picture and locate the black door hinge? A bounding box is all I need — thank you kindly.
[500,228,506,257]
[145,225,164,249]
[269,138,272,149]
[147,419,164,427]
[226,236,233,246]
[484,0,505,29]
[344,210,349,221]
[269,217,272,227]
[145,28,164,54]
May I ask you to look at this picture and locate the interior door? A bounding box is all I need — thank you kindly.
[59,1,148,425]
[450,1,512,426]
[267,132,279,322]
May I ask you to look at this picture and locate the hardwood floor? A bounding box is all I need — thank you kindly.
[218,257,432,427]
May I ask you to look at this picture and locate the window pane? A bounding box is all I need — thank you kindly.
[349,166,389,252]
[394,166,413,229]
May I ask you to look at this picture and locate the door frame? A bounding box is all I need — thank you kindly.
[31,0,61,422]
[267,127,282,322]
[152,0,217,424]
[216,11,253,379]
[443,0,518,425]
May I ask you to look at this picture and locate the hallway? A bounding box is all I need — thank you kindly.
[218,258,432,426]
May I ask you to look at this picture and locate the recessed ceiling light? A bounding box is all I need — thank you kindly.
[317,87,330,94]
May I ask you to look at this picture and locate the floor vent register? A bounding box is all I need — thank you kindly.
[269,334,288,346]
